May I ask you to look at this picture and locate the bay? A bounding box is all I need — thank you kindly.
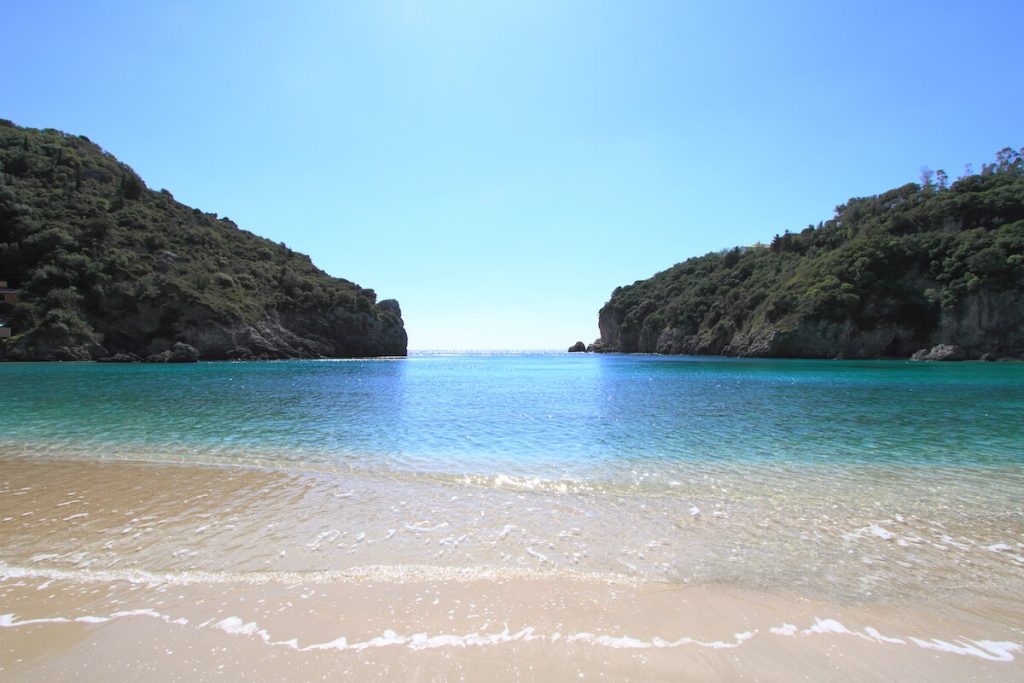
[1,354,1022,679]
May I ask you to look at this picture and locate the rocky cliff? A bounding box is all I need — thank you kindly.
[596,149,1024,359]
[0,120,407,360]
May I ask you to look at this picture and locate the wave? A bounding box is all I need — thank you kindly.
[0,561,641,588]
[1,605,1018,662]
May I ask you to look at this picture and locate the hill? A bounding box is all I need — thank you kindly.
[0,120,406,360]
[595,149,1024,359]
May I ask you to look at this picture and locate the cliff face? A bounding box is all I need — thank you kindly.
[597,151,1024,359]
[0,121,406,360]
[599,292,1024,359]
[935,290,1024,354]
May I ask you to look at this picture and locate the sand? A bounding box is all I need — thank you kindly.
[1,454,1021,681]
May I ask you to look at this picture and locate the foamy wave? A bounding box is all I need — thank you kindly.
[2,607,1018,662]
[909,637,1022,662]
[565,630,756,650]
[457,473,595,494]
[0,561,639,588]
[0,609,188,628]
[770,617,1021,663]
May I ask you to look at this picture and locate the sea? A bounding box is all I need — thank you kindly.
[1,353,1022,679]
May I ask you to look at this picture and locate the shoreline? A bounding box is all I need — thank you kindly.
[2,452,1022,679]
[2,561,1021,680]
[3,440,1023,499]
[2,350,1024,363]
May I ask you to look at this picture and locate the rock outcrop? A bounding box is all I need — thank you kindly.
[143,342,200,363]
[598,285,1024,360]
[568,341,586,352]
[97,353,141,363]
[910,344,966,361]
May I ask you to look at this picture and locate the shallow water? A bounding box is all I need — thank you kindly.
[1,354,1022,679]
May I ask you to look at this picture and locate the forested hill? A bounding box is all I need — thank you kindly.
[0,120,406,361]
[596,149,1024,359]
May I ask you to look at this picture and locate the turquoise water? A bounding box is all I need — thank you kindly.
[1,353,1022,476]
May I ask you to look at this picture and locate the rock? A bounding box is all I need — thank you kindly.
[595,277,1024,359]
[142,343,199,363]
[568,341,586,353]
[97,353,141,363]
[0,336,107,362]
[2,304,408,362]
[145,338,175,357]
[168,342,200,363]
[378,299,402,315]
[910,344,966,361]
[980,352,996,362]
[926,344,966,361]
[586,339,606,353]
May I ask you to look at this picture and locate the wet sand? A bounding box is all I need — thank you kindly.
[2,454,1022,681]
[3,572,1021,681]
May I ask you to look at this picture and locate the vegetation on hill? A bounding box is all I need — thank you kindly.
[597,149,1024,358]
[0,120,406,360]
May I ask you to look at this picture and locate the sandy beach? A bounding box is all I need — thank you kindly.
[2,454,1021,681]
[4,571,1021,681]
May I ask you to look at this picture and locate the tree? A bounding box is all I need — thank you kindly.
[920,167,934,189]
[994,147,1023,174]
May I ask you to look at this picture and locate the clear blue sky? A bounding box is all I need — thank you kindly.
[4,1,1022,349]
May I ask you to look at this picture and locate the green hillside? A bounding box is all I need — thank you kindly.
[0,120,406,360]
[597,149,1024,359]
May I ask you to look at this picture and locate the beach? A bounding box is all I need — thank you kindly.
[6,2,1024,676]
[1,355,1022,680]
[2,451,1021,681]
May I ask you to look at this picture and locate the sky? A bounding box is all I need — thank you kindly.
[3,1,1023,349]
